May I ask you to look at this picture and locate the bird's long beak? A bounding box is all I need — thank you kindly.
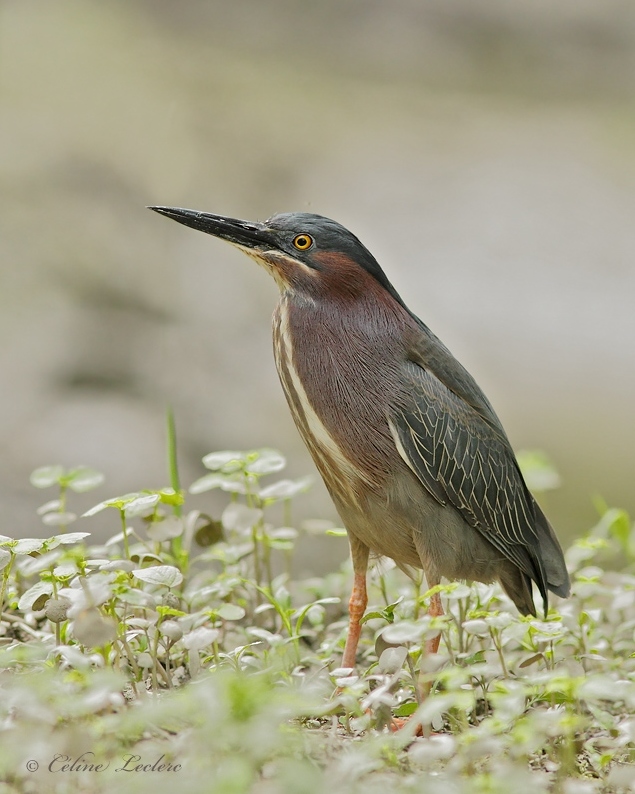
[148,206,271,250]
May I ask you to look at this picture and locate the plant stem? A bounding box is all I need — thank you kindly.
[251,525,262,591]
[59,484,68,532]
[120,509,130,559]
[167,405,182,517]
[0,554,15,612]
[490,628,509,678]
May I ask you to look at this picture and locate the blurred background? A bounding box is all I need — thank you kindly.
[1,0,634,568]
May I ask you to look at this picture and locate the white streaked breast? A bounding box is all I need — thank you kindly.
[273,301,372,502]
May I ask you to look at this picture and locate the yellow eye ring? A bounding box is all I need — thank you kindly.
[293,233,313,251]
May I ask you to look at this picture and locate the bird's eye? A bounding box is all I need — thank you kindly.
[293,234,313,251]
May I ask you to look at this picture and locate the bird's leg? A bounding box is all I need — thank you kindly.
[341,535,369,669]
[416,588,445,713]
[390,586,446,734]
[424,590,444,656]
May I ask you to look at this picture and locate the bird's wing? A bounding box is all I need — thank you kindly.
[388,323,548,597]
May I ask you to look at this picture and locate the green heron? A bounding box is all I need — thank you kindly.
[150,206,570,668]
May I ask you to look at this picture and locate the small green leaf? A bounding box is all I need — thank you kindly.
[52,562,79,579]
[485,613,513,630]
[83,493,139,517]
[47,532,91,547]
[381,620,428,644]
[268,539,294,551]
[202,451,244,472]
[82,501,110,517]
[41,512,77,527]
[32,593,50,611]
[217,603,246,621]
[158,488,185,506]
[18,581,54,611]
[519,652,544,669]
[221,503,263,533]
[125,493,161,517]
[36,500,62,515]
[218,477,250,495]
[133,565,183,588]
[30,466,65,489]
[393,702,419,718]
[378,646,408,673]
[259,477,311,501]
[13,538,46,555]
[245,449,286,475]
[183,626,220,650]
[189,473,226,494]
[462,619,489,637]
[159,620,183,641]
[442,583,472,601]
[463,650,487,665]
[156,605,187,618]
[194,519,224,547]
[604,508,631,551]
[65,467,105,493]
[379,598,403,623]
[269,527,298,541]
[360,611,385,624]
[146,515,183,541]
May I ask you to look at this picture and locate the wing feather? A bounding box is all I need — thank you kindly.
[390,345,549,602]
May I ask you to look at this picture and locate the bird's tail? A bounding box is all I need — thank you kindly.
[532,500,570,598]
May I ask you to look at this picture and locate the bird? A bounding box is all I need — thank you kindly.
[149,205,570,669]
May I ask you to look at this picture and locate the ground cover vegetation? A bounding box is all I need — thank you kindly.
[0,423,634,794]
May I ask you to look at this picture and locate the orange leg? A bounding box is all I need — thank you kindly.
[391,590,445,735]
[341,536,369,669]
[418,588,445,707]
[424,590,444,656]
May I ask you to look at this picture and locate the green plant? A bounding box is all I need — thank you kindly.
[0,443,634,792]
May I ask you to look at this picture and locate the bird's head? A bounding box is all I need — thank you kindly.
[149,206,405,306]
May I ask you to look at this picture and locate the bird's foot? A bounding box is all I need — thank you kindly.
[389,714,443,739]
[389,715,424,736]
